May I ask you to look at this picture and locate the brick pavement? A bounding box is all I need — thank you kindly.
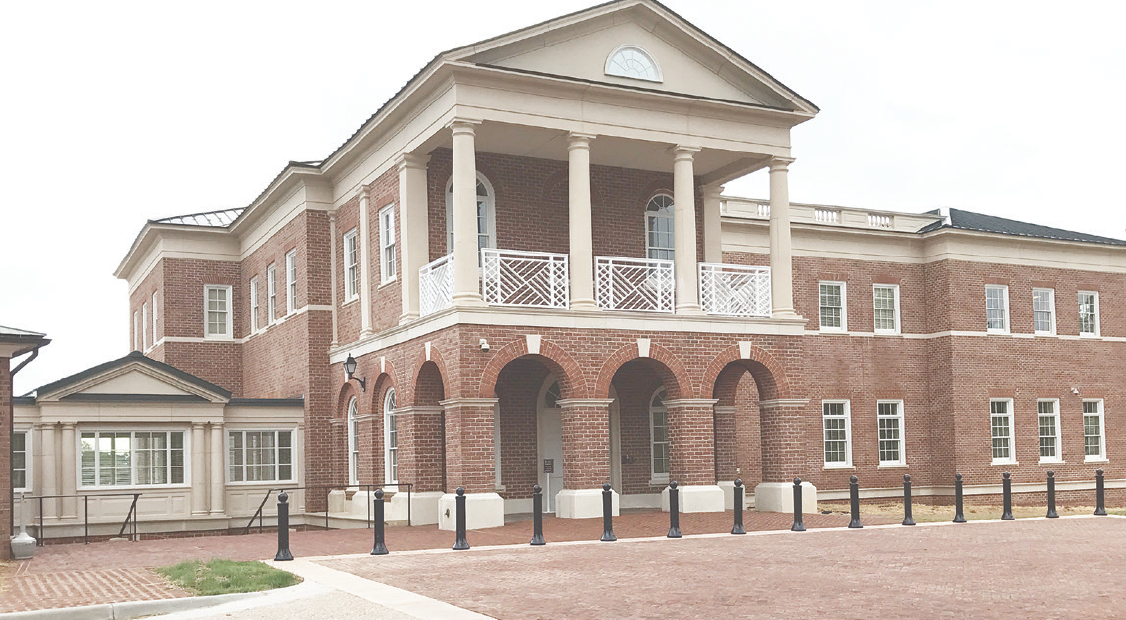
[0,509,869,612]
[320,516,1126,620]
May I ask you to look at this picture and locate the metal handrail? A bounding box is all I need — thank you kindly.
[244,482,414,534]
[18,492,141,546]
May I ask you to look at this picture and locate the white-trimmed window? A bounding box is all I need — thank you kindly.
[151,292,158,344]
[877,400,905,466]
[990,399,1015,464]
[445,174,496,260]
[285,249,297,315]
[205,285,233,339]
[266,265,277,324]
[347,397,359,485]
[384,389,398,484]
[142,302,149,350]
[1079,291,1100,337]
[873,284,900,334]
[13,431,29,492]
[249,276,260,333]
[379,204,396,284]
[1037,399,1061,463]
[228,430,294,483]
[819,282,847,331]
[133,311,139,350]
[822,400,851,467]
[605,45,662,82]
[344,229,359,300]
[649,388,669,482]
[985,285,1009,333]
[80,430,186,488]
[1084,400,1106,461]
[645,194,675,261]
[1032,288,1055,335]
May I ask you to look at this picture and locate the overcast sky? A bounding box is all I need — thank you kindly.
[2,1,1124,394]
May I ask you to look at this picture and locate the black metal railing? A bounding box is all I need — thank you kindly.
[17,493,141,546]
[245,483,413,534]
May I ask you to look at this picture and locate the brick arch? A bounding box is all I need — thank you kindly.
[639,181,674,208]
[405,344,450,407]
[477,338,587,399]
[594,342,692,400]
[336,382,361,419]
[367,357,398,410]
[701,344,791,403]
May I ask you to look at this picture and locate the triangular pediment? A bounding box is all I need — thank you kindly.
[451,0,816,114]
[35,352,231,404]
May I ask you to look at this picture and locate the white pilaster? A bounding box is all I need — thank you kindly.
[209,422,226,515]
[59,423,77,518]
[673,146,702,314]
[191,423,207,515]
[398,153,431,323]
[568,132,598,311]
[702,185,724,264]
[450,119,486,307]
[768,157,797,318]
[358,185,374,336]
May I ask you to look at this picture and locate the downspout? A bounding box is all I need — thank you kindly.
[9,344,43,546]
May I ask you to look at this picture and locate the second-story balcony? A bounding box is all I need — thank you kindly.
[482,249,569,309]
[596,256,675,313]
[698,263,771,317]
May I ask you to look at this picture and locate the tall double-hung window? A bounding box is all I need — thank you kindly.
[1083,400,1105,461]
[445,174,496,261]
[80,431,186,487]
[347,398,359,485]
[384,389,398,484]
[822,401,851,467]
[379,204,396,284]
[1032,288,1055,335]
[205,285,233,338]
[877,401,905,466]
[249,276,260,332]
[649,388,669,482]
[645,194,675,261]
[1037,399,1061,463]
[285,250,297,315]
[142,303,149,350]
[985,285,1009,333]
[819,282,846,331]
[990,399,1015,464]
[12,431,29,492]
[267,265,277,324]
[873,284,900,334]
[344,229,359,300]
[1079,291,1100,337]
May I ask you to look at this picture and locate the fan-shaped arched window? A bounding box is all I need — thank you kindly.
[384,388,398,484]
[649,387,669,480]
[445,172,496,261]
[646,194,675,261]
[605,45,662,82]
[347,397,359,485]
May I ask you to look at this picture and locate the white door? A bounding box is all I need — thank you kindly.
[538,405,564,513]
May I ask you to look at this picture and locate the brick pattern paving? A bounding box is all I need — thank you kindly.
[322,517,1126,620]
[0,509,870,612]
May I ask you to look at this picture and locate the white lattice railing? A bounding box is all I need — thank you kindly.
[419,254,453,317]
[596,256,674,313]
[699,263,772,317]
[481,249,569,309]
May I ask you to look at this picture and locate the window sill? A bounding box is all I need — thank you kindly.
[1084,458,1109,464]
[342,297,359,307]
[986,330,1010,336]
[818,329,848,335]
[991,460,1018,466]
[378,277,398,290]
[649,476,670,487]
[873,331,901,337]
[203,336,235,342]
[877,463,909,469]
[823,464,855,470]
[1038,459,1064,465]
[1033,332,1056,337]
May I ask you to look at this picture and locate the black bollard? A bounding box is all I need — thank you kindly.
[274,491,293,561]
[1046,471,1058,519]
[848,475,863,529]
[1094,469,1107,516]
[600,483,616,542]
[731,479,746,535]
[667,481,682,538]
[902,474,915,526]
[530,485,545,546]
[371,489,388,555]
[791,478,806,532]
[453,487,469,550]
[953,473,966,523]
[1001,472,1014,520]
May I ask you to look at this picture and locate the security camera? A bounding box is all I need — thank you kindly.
[479,338,490,352]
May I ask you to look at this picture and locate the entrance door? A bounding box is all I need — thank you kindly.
[538,380,564,513]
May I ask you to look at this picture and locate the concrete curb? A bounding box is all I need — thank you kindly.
[0,584,305,620]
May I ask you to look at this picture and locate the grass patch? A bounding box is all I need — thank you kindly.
[155,559,299,596]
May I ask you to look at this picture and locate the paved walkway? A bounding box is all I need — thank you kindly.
[0,509,867,612]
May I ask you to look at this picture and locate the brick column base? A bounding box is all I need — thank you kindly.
[556,399,617,519]
[755,399,816,513]
[438,398,503,530]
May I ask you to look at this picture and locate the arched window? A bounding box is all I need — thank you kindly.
[649,387,669,481]
[347,397,359,485]
[383,388,398,485]
[646,194,675,261]
[605,45,662,82]
[445,172,496,260]
[544,381,561,409]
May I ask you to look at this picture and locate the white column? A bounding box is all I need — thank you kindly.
[358,185,375,336]
[702,185,724,264]
[59,423,76,518]
[209,422,226,515]
[673,146,702,314]
[329,211,339,347]
[399,153,431,323]
[568,133,598,310]
[768,157,797,318]
[39,424,57,518]
[450,119,486,307]
[191,423,207,515]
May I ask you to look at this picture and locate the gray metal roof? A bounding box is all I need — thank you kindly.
[152,208,245,228]
[0,326,46,337]
[920,208,1126,247]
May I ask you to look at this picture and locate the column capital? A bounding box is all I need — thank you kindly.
[355,183,371,202]
[192,422,207,430]
[769,157,795,172]
[448,118,482,135]
[396,152,431,171]
[673,145,701,161]
[328,209,338,223]
[210,421,225,429]
[555,398,615,409]
[702,184,725,200]
[59,422,76,431]
[567,132,597,148]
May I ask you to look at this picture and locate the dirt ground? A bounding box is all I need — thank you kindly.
[816,500,1120,522]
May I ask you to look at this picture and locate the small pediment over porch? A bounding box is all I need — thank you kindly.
[33,351,232,404]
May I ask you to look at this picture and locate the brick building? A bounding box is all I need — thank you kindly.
[21,0,1119,535]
